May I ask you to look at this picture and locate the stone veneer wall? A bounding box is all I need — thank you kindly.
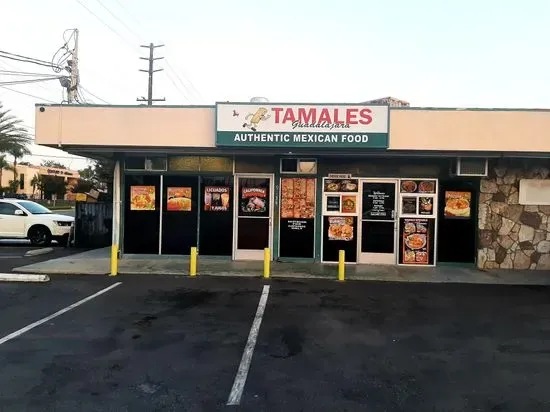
[478,161,550,270]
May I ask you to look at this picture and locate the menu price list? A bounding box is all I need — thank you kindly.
[398,218,435,265]
[362,183,395,220]
[279,218,315,258]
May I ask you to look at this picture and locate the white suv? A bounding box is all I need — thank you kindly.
[0,199,74,246]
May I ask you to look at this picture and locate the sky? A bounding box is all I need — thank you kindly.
[1,0,550,169]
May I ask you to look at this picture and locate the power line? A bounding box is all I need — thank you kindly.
[0,50,56,66]
[0,86,57,103]
[0,77,62,86]
[0,70,60,77]
[94,0,142,43]
[75,0,136,49]
[80,85,110,104]
[164,58,203,102]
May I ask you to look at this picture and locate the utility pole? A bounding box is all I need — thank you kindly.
[137,43,165,106]
[67,29,79,103]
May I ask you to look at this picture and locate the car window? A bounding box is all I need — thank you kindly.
[16,201,51,215]
[0,203,21,215]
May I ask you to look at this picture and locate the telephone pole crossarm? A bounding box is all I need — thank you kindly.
[136,43,165,106]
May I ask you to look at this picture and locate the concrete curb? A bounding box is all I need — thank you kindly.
[24,248,54,257]
[0,273,50,282]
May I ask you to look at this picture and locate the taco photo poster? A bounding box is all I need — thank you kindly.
[130,186,156,211]
[167,187,192,211]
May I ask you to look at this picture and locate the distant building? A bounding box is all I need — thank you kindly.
[362,96,410,107]
[0,163,80,199]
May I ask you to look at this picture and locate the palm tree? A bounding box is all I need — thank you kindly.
[8,145,30,193]
[30,173,42,198]
[0,154,9,190]
[0,103,31,153]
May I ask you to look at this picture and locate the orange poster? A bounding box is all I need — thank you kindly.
[130,186,155,211]
[444,191,471,218]
[167,187,192,211]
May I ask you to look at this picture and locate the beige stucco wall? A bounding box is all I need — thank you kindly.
[35,105,550,153]
[35,105,215,148]
[389,109,550,152]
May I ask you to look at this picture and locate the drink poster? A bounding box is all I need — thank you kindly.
[130,186,155,211]
[328,216,354,241]
[204,186,230,212]
[166,187,192,211]
[445,191,471,218]
[399,218,435,265]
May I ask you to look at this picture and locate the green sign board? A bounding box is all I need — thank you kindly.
[216,103,389,149]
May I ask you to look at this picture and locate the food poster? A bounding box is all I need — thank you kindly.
[401,197,417,214]
[328,216,354,241]
[130,186,156,211]
[204,186,230,212]
[400,180,437,194]
[324,179,359,193]
[445,191,471,218]
[399,218,435,265]
[341,196,357,213]
[240,187,268,215]
[166,187,192,211]
[280,178,316,219]
[419,197,434,215]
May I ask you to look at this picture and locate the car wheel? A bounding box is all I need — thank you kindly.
[28,226,52,246]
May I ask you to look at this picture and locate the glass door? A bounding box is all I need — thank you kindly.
[234,175,273,260]
[358,180,397,264]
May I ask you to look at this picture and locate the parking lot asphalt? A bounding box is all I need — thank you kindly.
[0,242,87,273]
[0,275,549,411]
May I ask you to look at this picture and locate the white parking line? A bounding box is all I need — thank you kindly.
[227,284,270,406]
[0,282,122,346]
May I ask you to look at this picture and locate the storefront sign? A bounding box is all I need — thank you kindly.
[216,103,389,148]
[400,218,433,265]
[204,186,230,212]
[130,186,155,211]
[241,187,267,213]
[444,191,471,218]
[328,216,354,241]
[167,187,192,211]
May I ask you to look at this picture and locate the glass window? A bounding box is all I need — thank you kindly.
[148,157,167,171]
[0,203,20,215]
[199,156,233,172]
[125,157,146,170]
[169,156,200,171]
[16,201,51,214]
[19,174,24,189]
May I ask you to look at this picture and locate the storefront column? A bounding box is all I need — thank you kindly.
[111,160,121,261]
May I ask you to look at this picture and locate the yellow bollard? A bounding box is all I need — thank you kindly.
[190,247,197,277]
[338,250,345,281]
[263,248,270,279]
[109,244,118,277]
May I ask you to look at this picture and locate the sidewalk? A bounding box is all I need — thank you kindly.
[12,247,550,285]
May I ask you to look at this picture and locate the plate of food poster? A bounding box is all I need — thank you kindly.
[130,186,155,211]
[324,179,341,192]
[241,187,267,213]
[418,180,436,194]
[400,180,418,193]
[402,218,430,265]
[341,196,357,213]
[445,191,471,218]
[328,216,354,241]
[167,187,192,211]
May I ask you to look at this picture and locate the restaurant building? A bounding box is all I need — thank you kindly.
[34,102,550,270]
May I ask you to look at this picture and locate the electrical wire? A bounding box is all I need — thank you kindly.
[79,85,109,104]
[0,50,56,66]
[0,86,57,103]
[75,0,136,49]
[94,0,142,43]
[0,54,59,70]
[164,58,203,102]
[0,70,60,77]
[164,70,191,103]
[0,77,62,86]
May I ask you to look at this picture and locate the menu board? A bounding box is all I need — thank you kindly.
[166,187,192,211]
[324,179,359,193]
[280,178,315,219]
[240,187,268,215]
[362,183,395,220]
[279,178,316,258]
[130,186,155,211]
[326,196,340,212]
[204,186,230,212]
[445,191,471,218]
[328,216,354,241]
[399,218,435,265]
[400,180,437,194]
